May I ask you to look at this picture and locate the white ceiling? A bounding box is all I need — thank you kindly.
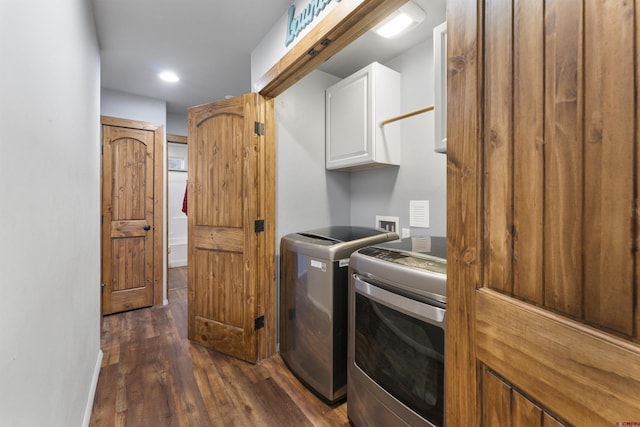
[91,0,446,115]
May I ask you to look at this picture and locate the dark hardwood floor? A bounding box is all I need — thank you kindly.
[90,267,349,427]
[167,265,187,290]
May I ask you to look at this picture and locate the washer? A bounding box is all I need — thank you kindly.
[279,226,398,402]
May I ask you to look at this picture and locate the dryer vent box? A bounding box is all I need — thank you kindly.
[410,200,430,228]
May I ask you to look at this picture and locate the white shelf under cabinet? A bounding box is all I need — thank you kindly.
[325,62,401,171]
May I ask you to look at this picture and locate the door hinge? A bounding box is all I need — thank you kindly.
[254,121,265,136]
[101,144,104,155]
[254,315,265,331]
[254,219,265,233]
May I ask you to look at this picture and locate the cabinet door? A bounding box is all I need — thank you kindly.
[326,62,401,171]
[326,69,371,169]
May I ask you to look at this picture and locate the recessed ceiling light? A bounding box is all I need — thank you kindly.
[372,1,426,39]
[159,71,180,83]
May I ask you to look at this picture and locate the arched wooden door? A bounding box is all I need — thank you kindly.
[187,94,276,363]
[101,116,164,315]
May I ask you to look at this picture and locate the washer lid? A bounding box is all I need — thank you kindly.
[299,226,389,243]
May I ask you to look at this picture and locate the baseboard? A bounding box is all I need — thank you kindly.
[82,349,103,427]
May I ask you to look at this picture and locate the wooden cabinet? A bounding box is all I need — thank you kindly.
[325,62,401,171]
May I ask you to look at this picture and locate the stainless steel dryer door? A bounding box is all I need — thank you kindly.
[349,274,446,427]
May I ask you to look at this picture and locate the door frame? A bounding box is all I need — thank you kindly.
[100,115,165,310]
[254,0,407,98]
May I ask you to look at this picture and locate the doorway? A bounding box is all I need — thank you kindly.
[167,133,188,301]
[167,135,188,270]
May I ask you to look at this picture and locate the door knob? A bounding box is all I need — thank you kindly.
[143,224,151,231]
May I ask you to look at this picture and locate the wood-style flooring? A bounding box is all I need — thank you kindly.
[167,265,188,290]
[90,266,349,427]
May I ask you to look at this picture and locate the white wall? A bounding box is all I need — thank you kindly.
[0,1,102,426]
[350,39,447,236]
[100,89,170,303]
[275,69,350,344]
[167,112,188,136]
[251,0,342,90]
[101,89,167,126]
[275,69,350,245]
[275,39,447,239]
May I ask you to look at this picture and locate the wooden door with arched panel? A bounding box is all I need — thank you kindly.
[101,116,163,315]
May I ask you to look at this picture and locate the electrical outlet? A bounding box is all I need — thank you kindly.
[402,228,410,238]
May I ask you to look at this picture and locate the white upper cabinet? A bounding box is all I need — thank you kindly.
[325,62,401,171]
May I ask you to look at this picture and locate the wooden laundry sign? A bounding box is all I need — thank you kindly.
[285,0,341,46]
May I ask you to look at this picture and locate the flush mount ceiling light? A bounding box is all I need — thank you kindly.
[372,1,426,39]
[158,71,180,83]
